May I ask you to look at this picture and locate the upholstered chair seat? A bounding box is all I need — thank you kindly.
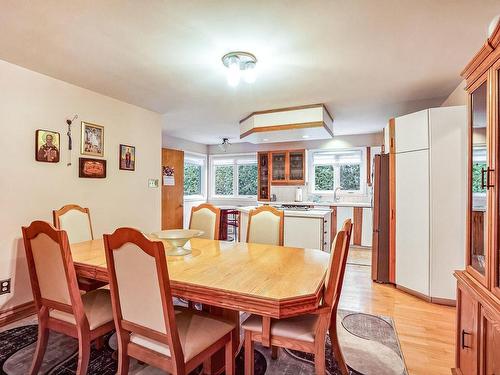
[190,204,220,240]
[242,219,353,375]
[247,206,284,246]
[22,221,115,375]
[49,289,113,330]
[130,309,234,361]
[242,313,319,343]
[104,227,236,374]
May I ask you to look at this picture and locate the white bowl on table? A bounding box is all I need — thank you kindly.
[150,229,204,256]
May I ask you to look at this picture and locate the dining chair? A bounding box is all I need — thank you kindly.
[246,206,284,246]
[189,203,221,240]
[242,219,353,375]
[103,227,236,375]
[53,203,107,291]
[21,221,115,375]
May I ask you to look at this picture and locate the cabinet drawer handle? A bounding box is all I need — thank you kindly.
[461,329,471,349]
[324,231,327,234]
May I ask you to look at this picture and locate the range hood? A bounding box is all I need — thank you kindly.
[239,104,334,144]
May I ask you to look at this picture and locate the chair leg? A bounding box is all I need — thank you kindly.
[271,345,278,360]
[94,336,104,350]
[244,330,254,375]
[225,332,235,375]
[314,340,326,375]
[29,318,49,375]
[76,328,91,375]
[116,330,130,375]
[329,317,348,375]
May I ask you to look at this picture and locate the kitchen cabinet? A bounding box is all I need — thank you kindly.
[284,213,330,251]
[361,208,373,247]
[238,207,331,251]
[260,149,305,186]
[258,152,270,201]
[453,20,500,375]
[392,106,466,302]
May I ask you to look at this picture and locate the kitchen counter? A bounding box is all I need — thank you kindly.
[257,201,372,208]
[238,206,331,218]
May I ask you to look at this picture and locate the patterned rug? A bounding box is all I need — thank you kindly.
[0,310,407,375]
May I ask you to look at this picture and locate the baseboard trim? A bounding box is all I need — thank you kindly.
[0,301,36,327]
[431,296,456,307]
[396,285,456,306]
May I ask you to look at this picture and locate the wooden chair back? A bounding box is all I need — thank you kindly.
[22,221,86,322]
[189,203,220,240]
[103,228,185,366]
[53,204,94,244]
[323,219,353,311]
[246,206,284,246]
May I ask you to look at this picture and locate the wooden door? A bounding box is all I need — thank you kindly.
[457,287,479,375]
[161,148,184,230]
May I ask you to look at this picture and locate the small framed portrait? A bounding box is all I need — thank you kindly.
[79,157,107,178]
[81,121,104,157]
[35,129,60,163]
[119,144,135,171]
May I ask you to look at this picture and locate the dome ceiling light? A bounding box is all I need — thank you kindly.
[222,51,257,87]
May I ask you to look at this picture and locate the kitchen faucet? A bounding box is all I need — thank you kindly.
[334,186,342,202]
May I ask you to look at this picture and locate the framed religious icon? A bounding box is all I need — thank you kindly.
[81,121,104,157]
[119,144,135,171]
[35,129,60,163]
[79,157,106,178]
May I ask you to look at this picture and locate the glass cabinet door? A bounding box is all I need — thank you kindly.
[470,80,488,278]
[258,153,269,200]
[289,151,305,182]
[271,152,287,182]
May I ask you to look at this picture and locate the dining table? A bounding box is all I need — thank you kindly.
[71,237,329,374]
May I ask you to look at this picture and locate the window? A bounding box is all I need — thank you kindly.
[183,153,206,199]
[210,154,257,198]
[310,149,364,194]
[472,146,487,194]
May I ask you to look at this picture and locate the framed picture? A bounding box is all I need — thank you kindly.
[79,157,107,178]
[119,144,135,171]
[35,129,60,163]
[81,121,104,157]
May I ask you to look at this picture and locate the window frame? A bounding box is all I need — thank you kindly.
[209,153,258,200]
[183,152,207,202]
[308,147,366,196]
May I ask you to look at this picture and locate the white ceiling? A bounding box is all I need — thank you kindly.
[1,1,499,145]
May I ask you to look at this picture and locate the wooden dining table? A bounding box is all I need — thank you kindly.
[71,237,329,374]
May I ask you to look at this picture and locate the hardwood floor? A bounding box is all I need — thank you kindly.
[341,262,455,375]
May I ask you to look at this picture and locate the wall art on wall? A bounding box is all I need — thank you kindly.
[81,121,104,157]
[162,166,175,186]
[35,129,60,163]
[79,157,107,178]
[119,144,135,171]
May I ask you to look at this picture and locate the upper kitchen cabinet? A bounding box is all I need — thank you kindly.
[258,152,270,201]
[268,149,306,186]
[393,109,429,153]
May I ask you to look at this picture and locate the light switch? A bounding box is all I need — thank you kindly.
[148,179,159,188]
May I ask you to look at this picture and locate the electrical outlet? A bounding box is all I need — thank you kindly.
[0,279,11,295]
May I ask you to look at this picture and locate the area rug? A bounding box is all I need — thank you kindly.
[0,310,406,375]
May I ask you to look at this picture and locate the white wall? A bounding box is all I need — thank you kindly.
[162,133,208,155]
[0,60,162,311]
[441,80,467,107]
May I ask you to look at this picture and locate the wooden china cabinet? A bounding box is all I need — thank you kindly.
[258,152,271,201]
[454,20,500,375]
[270,149,306,185]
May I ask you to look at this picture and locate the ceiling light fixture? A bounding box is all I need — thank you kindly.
[218,137,231,152]
[222,51,257,87]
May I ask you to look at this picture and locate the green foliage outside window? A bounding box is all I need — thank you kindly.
[238,164,258,195]
[315,165,334,191]
[340,164,360,191]
[215,165,233,195]
[472,162,486,193]
[184,163,201,195]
